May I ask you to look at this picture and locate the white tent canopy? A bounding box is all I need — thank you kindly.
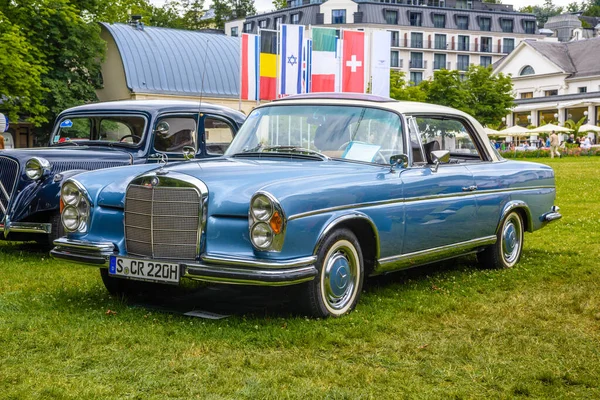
[529,123,573,133]
[578,124,600,133]
[500,125,532,137]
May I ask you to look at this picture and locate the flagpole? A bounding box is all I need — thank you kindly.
[257,28,261,106]
[238,34,243,111]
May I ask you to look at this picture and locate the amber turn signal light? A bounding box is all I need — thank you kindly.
[269,211,283,234]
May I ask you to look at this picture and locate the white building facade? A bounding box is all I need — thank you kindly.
[494,38,600,129]
[225,0,542,86]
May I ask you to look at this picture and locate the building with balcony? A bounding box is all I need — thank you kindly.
[225,0,541,85]
[493,37,600,131]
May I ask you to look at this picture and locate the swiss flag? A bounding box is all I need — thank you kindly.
[342,30,365,93]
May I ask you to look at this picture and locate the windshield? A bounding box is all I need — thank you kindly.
[226,105,404,164]
[51,115,147,146]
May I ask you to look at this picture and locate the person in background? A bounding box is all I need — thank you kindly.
[0,135,5,150]
[545,136,551,147]
[567,134,575,144]
[582,136,592,150]
[549,130,560,158]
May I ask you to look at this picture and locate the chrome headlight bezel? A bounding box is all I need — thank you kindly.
[25,157,51,181]
[60,179,92,233]
[249,191,286,252]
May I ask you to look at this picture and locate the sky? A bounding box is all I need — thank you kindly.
[149,0,584,14]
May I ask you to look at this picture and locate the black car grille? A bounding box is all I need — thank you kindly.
[124,184,201,261]
[51,161,128,174]
[0,156,19,223]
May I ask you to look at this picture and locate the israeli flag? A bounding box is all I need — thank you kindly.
[279,24,304,96]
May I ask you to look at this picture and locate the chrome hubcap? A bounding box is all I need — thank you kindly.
[323,243,358,311]
[502,215,522,265]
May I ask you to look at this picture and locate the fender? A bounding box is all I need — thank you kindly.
[313,211,381,259]
[498,200,533,233]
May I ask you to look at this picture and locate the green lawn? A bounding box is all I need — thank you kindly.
[1,158,599,399]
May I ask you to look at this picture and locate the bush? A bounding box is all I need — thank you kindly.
[501,147,600,158]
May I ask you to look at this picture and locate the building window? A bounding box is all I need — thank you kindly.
[524,20,536,34]
[480,56,492,67]
[410,71,423,86]
[520,65,535,76]
[578,86,587,93]
[545,89,558,97]
[410,12,422,27]
[456,0,473,9]
[385,10,398,25]
[457,54,469,71]
[390,30,399,47]
[332,10,346,24]
[259,19,268,29]
[520,92,533,99]
[457,35,469,51]
[275,17,283,29]
[434,34,446,50]
[410,52,423,69]
[456,15,469,30]
[501,19,514,33]
[391,51,399,68]
[411,32,423,48]
[434,53,447,70]
[231,27,238,37]
[243,22,252,33]
[291,13,300,24]
[479,17,491,32]
[433,14,446,29]
[480,37,492,52]
[503,38,515,54]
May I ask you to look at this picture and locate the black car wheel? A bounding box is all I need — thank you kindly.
[478,211,524,269]
[300,228,364,317]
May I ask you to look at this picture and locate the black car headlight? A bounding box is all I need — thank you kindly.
[60,180,91,233]
[25,157,51,180]
[249,192,285,251]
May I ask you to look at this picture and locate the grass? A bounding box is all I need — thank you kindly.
[1,157,599,399]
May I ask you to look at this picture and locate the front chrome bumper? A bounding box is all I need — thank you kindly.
[1,221,52,237]
[51,238,318,286]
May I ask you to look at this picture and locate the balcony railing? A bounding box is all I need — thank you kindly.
[457,62,470,71]
[402,39,514,54]
[409,60,424,69]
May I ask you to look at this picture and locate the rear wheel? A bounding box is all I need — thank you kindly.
[300,228,364,317]
[478,211,524,269]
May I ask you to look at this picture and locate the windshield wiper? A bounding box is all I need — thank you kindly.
[236,145,329,160]
[52,141,80,147]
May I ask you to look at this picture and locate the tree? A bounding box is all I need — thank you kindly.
[272,0,287,10]
[519,0,564,27]
[463,66,514,126]
[0,11,47,125]
[214,0,256,29]
[388,71,427,102]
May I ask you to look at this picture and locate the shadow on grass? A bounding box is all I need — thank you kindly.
[0,241,51,256]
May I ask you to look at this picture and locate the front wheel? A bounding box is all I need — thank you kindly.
[478,211,524,269]
[300,228,364,317]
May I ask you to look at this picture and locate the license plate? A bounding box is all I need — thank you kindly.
[109,256,180,284]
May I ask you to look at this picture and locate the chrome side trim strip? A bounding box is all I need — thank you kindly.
[183,264,317,287]
[4,222,52,234]
[288,186,556,221]
[201,254,317,269]
[374,236,497,275]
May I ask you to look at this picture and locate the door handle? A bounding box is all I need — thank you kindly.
[462,185,478,192]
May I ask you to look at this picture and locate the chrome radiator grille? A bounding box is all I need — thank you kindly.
[124,184,201,260]
[0,157,19,222]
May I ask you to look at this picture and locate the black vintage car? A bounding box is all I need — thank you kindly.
[0,100,245,245]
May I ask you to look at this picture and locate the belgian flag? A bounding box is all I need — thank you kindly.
[260,30,278,101]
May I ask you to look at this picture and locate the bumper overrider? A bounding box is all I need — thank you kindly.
[51,238,318,286]
[1,219,52,237]
[543,205,562,222]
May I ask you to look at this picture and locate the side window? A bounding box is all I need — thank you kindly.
[205,117,234,155]
[153,117,197,153]
[414,116,483,164]
[407,117,424,165]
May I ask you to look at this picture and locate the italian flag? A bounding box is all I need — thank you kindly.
[311,28,338,92]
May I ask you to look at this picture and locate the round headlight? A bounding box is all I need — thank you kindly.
[61,205,80,232]
[251,195,273,221]
[251,222,273,249]
[62,182,81,206]
[25,158,50,180]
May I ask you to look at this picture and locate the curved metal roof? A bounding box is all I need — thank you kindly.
[101,23,240,99]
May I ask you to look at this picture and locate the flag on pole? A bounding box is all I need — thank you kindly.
[303,38,312,93]
[370,30,391,97]
[279,24,304,96]
[311,27,338,92]
[260,29,278,101]
[241,33,259,101]
[341,30,365,93]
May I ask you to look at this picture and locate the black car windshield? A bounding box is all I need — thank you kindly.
[50,115,147,146]
[226,105,404,164]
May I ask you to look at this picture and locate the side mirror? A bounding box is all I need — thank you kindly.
[389,154,409,171]
[430,150,450,173]
[182,146,195,161]
[155,121,170,136]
